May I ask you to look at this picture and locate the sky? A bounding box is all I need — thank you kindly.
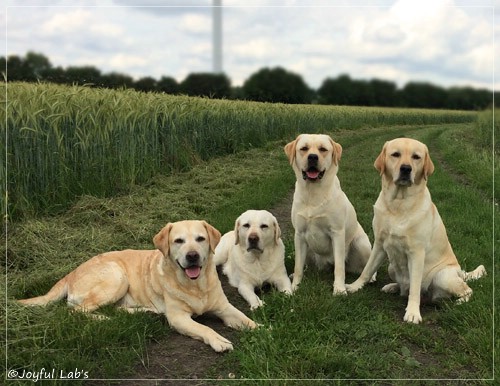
[2,0,499,90]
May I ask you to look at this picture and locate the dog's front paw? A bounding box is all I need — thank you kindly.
[333,285,347,296]
[291,280,301,293]
[250,299,264,310]
[403,309,422,324]
[381,283,399,294]
[345,280,363,294]
[209,334,234,352]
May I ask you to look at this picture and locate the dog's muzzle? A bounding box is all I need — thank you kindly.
[178,251,202,280]
[247,234,263,253]
[396,164,412,186]
[302,154,325,182]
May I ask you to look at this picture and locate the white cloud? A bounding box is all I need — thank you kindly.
[3,0,497,89]
[180,13,211,35]
[40,9,93,35]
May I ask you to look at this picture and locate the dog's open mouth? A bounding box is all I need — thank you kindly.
[302,167,325,182]
[185,265,201,280]
[178,261,202,280]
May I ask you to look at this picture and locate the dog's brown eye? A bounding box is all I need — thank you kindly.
[174,238,184,244]
[260,224,269,229]
[242,223,250,228]
[196,236,205,242]
[300,146,308,152]
[319,147,328,152]
[391,152,401,158]
[412,154,421,160]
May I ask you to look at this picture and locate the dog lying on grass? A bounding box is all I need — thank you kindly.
[19,220,257,352]
[346,138,486,324]
[214,210,292,309]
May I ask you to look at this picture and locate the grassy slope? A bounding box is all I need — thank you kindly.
[4,119,496,383]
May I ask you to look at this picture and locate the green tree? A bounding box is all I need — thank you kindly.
[369,79,397,106]
[180,73,231,99]
[401,82,447,109]
[6,55,26,81]
[242,67,312,104]
[157,76,179,94]
[134,76,158,92]
[318,74,361,105]
[24,51,52,80]
[65,65,102,85]
[100,72,134,89]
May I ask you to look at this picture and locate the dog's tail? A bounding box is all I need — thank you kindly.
[462,265,486,282]
[18,276,68,306]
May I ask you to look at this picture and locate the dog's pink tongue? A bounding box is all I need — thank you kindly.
[185,266,201,279]
[307,170,320,179]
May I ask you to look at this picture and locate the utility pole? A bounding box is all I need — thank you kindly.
[213,0,222,73]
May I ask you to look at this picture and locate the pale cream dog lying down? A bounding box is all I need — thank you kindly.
[284,134,373,295]
[19,220,257,352]
[214,210,292,309]
[346,138,486,324]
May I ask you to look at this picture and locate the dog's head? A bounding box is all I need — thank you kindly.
[234,210,281,254]
[153,220,221,280]
[284,134,342,183]
[374,138,434,187]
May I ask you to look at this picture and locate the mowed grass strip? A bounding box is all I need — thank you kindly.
[5,144,294,379]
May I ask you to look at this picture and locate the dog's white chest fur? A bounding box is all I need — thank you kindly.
[295,211,333,257]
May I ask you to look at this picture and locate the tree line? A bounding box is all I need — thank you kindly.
[2,51,497,110]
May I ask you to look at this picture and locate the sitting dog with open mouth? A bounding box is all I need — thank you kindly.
[284,134,373,295]
[214,210,292,310]
[19,220,257,352]
[346,138,486,324]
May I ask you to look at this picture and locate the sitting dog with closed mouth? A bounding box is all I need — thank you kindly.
[346,138,486,324]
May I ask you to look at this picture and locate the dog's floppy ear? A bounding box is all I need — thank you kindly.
[233,218,240,245]
[374,142,388,176]
[202,221,221,254]
[329,138,342,166]
[423,146,435,180]
[153,223,173,257]
[273,218,282,245]
[284,135,300,165]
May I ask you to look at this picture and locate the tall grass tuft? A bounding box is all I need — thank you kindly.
[2,82,477,219]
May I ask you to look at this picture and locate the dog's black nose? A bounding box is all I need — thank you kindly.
[308,154,319,162]
[185,251,200,265]
[248,234,259,245]
[400,164,412,174]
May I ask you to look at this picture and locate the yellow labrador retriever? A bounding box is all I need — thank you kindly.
[19,220,257,352]
[284,134,372,295]
[214,210,292,310]
[346,138,486,324]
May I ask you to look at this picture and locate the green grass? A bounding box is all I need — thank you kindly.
[218,123,495,383]
[4,144,295,380]
[3,90,495,383]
